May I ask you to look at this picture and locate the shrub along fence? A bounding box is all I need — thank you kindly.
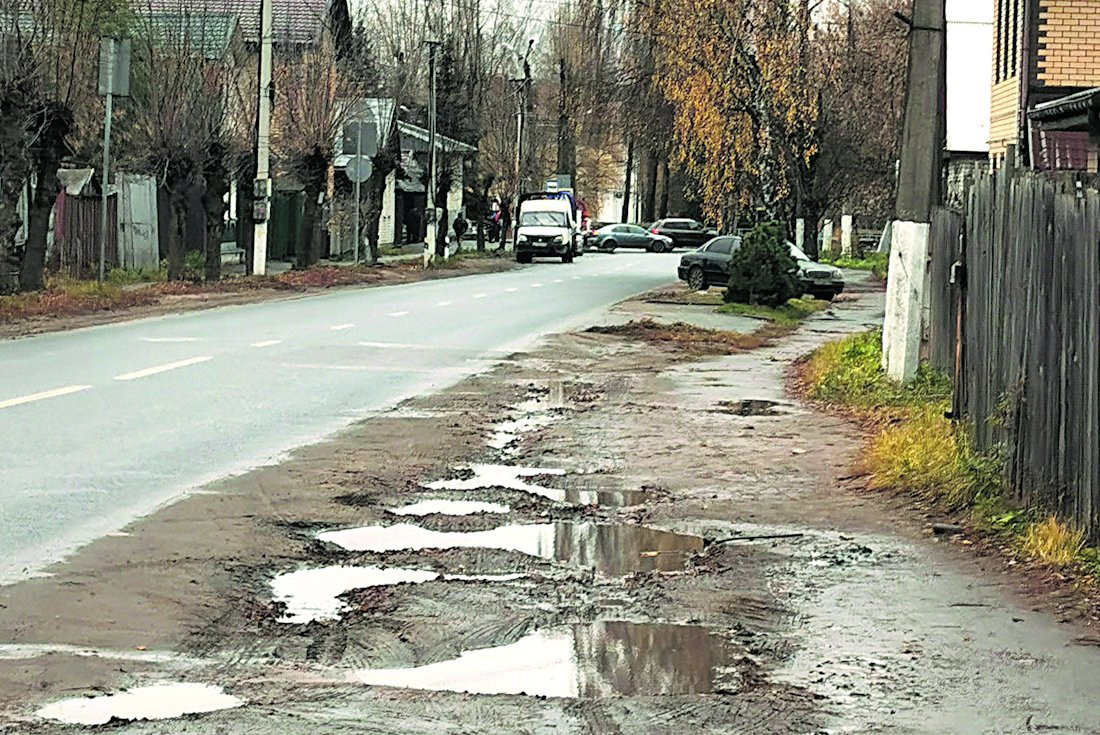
[931,169,1099,537]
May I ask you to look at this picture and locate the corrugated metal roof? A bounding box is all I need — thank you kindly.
[140,0,329,45]
[140,12,238,59]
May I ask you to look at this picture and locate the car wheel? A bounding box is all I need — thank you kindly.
[687,265,707,291]
[652,240,667,253]
[562,251,574,263]
[603,238,617,252]
[516,252,532,264]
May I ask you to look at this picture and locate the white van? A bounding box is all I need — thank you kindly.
[514,193,580,263]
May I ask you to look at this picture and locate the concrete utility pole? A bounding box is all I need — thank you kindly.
[353,119,363,265]
[425,39,441,264]
[97,38,129,282]
[882,0,946,381]
[252,0,274,276]
[556,57,575,185]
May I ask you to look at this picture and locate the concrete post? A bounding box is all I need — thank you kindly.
[795,218,805,253]
[821,219,834,255]
[882,221,930,381]
[840,214,854,257]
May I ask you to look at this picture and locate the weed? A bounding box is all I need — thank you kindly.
[863,407,1001,509]
[801,330,952,410]
[106,266,166,285]
[717,297,829,326]
[1021,517,1085,566]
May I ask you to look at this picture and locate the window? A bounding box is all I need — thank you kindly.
[520,211,567,227]
[996,0,1022,83]
[708,238,734,255]
[626,225,646,234]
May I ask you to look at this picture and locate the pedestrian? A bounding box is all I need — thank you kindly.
[453,212,468,242]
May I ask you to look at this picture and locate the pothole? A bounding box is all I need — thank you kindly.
[423,464,567,500]
[389,499,511,517]
[352,621,736,697]
[36,683,244,726]
[711,399,788,416]
[271,565,526,624]
[317,522,703,576]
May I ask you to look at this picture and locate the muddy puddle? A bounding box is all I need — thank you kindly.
[318,522,703,576]
[388,499,510,516]
[271,565,526,624]
[422,464,650,507]
[36,683,244,726]
[711,399,789,416]
[353,621,735,698]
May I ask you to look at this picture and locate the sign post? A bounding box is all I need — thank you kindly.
[98,38,130,282]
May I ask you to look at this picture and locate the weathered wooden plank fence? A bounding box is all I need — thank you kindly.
[935,169,1100,537]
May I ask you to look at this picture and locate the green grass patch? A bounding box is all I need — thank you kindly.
[821,252,888,279]
[801,330,952,410]
[717,297,829,326]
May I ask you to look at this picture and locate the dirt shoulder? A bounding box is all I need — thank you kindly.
[2,276,1099,734]
[0,255,517,341]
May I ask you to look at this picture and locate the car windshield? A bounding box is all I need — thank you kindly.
[788,243,812,262]
[520,211,568,227]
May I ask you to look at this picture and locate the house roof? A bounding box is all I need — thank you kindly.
[1029,87,1100,132]
[139,0,330,46]
[398,122,477,155]
[140,12,238,59]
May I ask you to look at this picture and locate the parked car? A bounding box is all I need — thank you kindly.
[649,218,719,249]
[590,223,674,253]
[677,238,845,299]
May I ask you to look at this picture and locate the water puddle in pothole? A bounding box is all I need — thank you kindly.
[271,565,526,623]
[487,414,559,450]
[36,683,244,726]
[352,621,734,697]
[389,499,511,516]
[711,399,789,416]
[318,522,703,576]
[423,465,649,507]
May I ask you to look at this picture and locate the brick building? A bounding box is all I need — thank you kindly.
[990,0,1100,170]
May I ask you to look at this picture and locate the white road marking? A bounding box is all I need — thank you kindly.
[505,288,518,292]
[436,300,453,307]
[389,310,410,317]
[0,385,91,410]
[141,337,198,343]
[358,341,420,349]
[330,323,355,331]
[250,340,282,348]
[531,283,543,288]
[114,356,213,381]
[552,279,563,283]
[572,276,581,280]
[473,293,487,299]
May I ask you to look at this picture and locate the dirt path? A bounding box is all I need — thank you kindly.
[3,277,1099,734]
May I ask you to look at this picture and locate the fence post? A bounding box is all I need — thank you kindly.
[821,219,834,255]
[841,214,854,256]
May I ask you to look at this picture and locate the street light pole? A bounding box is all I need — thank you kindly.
[425,39,440,263]
[98,43,115,283]
[252,0,274,276]
[353,119,362,265]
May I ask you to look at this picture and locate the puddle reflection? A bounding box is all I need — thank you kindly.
[353,621,733,698]
[318,522,703,576]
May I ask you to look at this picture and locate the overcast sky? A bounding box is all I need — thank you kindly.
[946,0,994,152]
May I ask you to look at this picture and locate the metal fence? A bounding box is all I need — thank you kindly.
[934,169,1100,536]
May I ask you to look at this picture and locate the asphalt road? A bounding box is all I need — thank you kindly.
[0,253,680,584]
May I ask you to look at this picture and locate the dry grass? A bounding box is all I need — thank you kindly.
[1021,517,1086,566]
[863,407,1000,510]
[0,278,158,320]
[587,319,790,355]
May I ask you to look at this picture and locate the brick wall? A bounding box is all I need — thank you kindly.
[990,76,1022,157]
[1038,0,1100,86]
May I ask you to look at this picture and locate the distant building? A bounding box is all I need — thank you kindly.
[990,0,1100,170]
[945,2,993,206]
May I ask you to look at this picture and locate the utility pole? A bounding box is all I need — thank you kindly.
[97,38,129,282]
[425,39,441,263]
[621,136,633,223]
[252,0,274,276]
[882,0,946,381]
[556,57,574,185]
[352,119,363,265]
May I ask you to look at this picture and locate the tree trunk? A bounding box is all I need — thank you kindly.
[19,165,60,292]
[640,148,658,223]
[655,158,664,217]
[166,188,185,281]
[183,177,205,255]
[621,137,634,223]
[299,185,323,268]
[0,174,25,294]
[236,180,254,275]
[157,185,171,262]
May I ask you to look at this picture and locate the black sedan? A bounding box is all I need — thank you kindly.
[677,238,845,299]
[590,223,674,253]
[650,218,719,249]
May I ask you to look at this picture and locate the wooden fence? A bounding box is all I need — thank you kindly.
[935,169,1100,536]
[52,192,118,278]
